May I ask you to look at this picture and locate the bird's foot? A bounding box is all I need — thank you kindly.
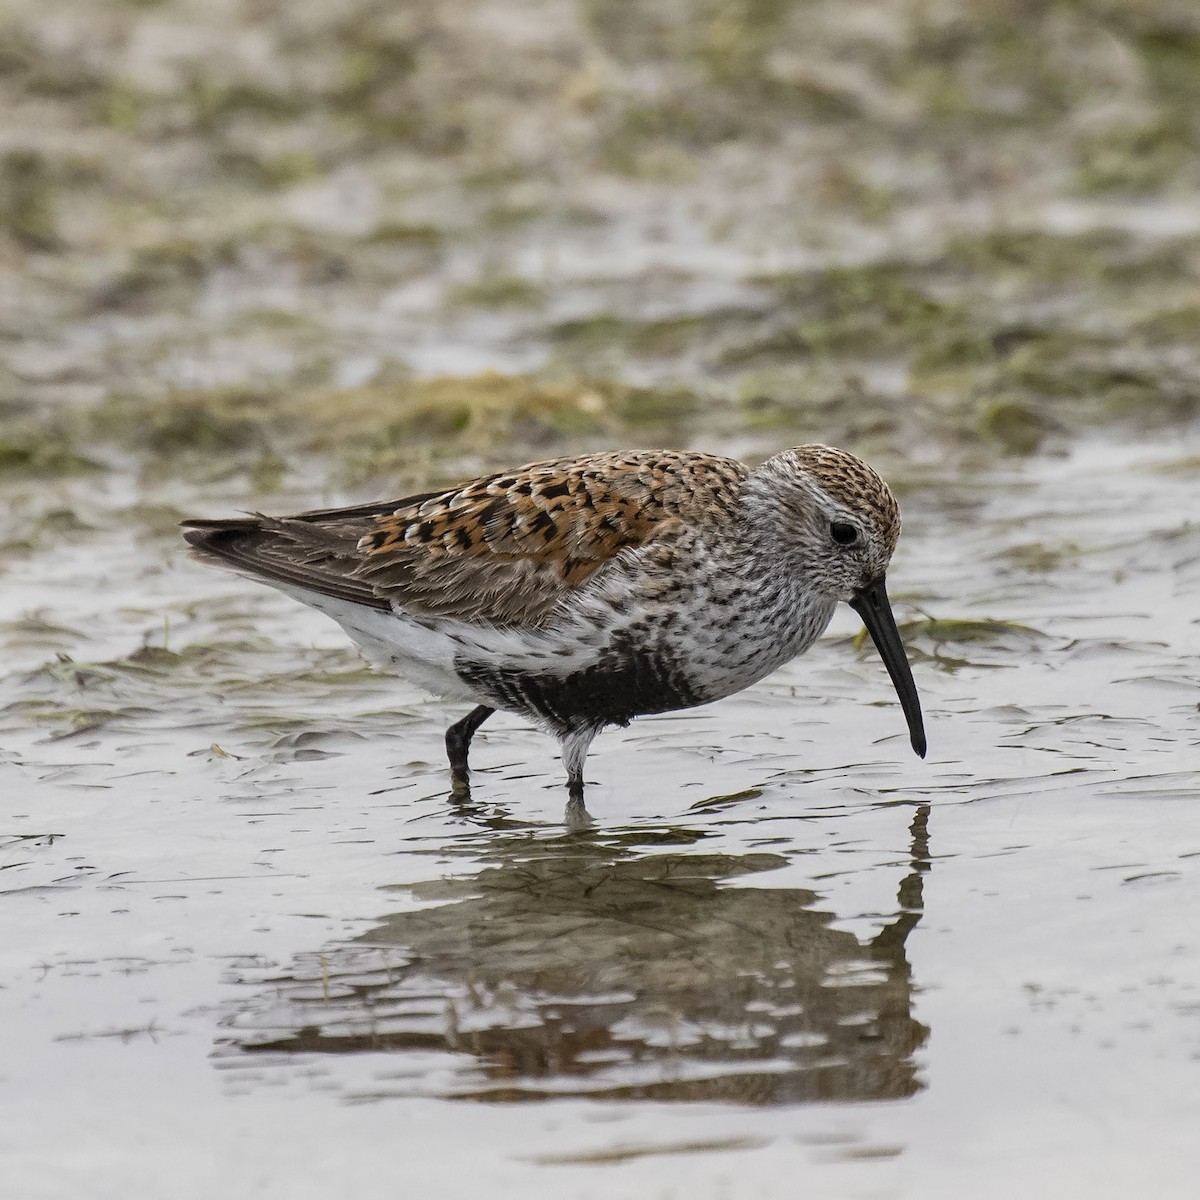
[564,778,594,830]
[564,792,594,831]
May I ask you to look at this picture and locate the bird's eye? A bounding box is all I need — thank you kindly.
[830,521,859,546]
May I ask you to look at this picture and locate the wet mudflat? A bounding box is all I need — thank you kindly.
[4,1,1200,1194]
[2,435,1198,1199]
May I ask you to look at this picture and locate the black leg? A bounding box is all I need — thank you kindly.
[445,705,494,794]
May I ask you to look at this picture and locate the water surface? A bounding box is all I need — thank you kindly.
[2,437,1198,1198]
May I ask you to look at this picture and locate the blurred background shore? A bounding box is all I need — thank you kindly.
[2,0,1198,493]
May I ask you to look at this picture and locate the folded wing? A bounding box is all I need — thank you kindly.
[182,450,746,627]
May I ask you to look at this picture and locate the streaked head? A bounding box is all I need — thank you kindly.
[749,444,900,597]
[747,444,926,758]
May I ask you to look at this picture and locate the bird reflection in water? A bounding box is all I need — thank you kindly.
[222,805,931,1105]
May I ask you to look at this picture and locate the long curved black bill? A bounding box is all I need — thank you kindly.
[849,576,926,758]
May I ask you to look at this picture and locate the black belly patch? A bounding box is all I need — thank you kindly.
[456,648,703,732]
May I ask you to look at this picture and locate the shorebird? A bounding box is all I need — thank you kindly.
[182,445,925,802]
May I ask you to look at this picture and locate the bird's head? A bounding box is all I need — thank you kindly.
[746,444,926,758]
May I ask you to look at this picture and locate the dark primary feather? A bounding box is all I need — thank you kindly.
[181,450,748,627]
[182,509,396,610]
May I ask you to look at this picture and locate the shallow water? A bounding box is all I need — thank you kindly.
[2,435,1199,1198]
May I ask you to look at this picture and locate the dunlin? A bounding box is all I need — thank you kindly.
[182,445,925,800]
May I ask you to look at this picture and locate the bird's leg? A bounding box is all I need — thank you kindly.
[560,725,599,806]
[445,705,494,795]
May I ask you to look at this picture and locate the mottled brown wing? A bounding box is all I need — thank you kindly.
[353,450,746,625]
[183,451,746,627]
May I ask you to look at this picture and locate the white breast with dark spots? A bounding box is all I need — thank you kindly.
[447,533,836,725]
[619,544,837,706]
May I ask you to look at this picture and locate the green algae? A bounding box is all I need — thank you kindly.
[71,372,713,485]
[0,147,56,250]
[449,275,545,310]
[330,374,696,481]
[900,618,1047,645]
[756,263,956,358]
[0,438,96,477]
[1135,25,1200,104]
[979,401,1057,456]
[1076,113,1196,197]
[1,615,86,651]
[942,228,1200,288]
[1141,454,1200,475]
[367,221,444,247]
[91,386,283,458]
[1133,305,1200,345]
[851,617,1051,672]
[0,414,101,477]
[996,542,1084,574]
[548,313,630,351]
[546,309,764,361]
[853,617,1047,658]
[89,241,215,313]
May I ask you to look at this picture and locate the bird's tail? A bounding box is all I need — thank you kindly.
[180,515,389,610]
